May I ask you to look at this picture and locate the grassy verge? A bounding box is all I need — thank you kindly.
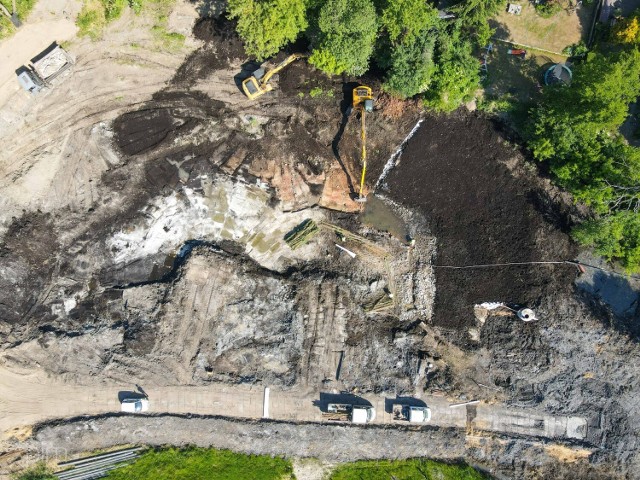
[76,0,184,49]
[328,458,491,480]
[103,447,295,480]
[12,462,56,480]
[0,0,37,39]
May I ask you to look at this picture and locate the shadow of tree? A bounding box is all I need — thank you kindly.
[188,0,226,19]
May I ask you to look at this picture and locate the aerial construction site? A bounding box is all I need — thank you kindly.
[1,2,640,479]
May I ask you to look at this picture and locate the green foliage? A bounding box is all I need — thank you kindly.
[152,25,185,50]
[309,86,323,97]
[573,212,640,271]
[76,1,107,39]
[530,49,640,170]
[0,0,37,36]
[76,0,176,39]
[328,458,491,480]
[104,0,127,20]
[227,0,308,61]
[379,0,438,98]
[384,33,436,98]
[529,48,640,270]
[562,41,588,57]
[534,0,562,17]
[12,463,56,480]
[380,0,438,44]
[104,447,294,480]
[309,0,377,75]
[477,94,518,114]
[424,31,480,111]
[452,0,505,45]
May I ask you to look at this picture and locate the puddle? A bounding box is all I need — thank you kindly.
[148,252,178,281]
[360,195,409,241]
[575,253,640,318]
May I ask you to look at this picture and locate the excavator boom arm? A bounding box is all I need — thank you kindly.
[261,54,304,85]
[358,109,367,199]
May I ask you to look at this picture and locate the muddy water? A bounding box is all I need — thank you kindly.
[360,195,408,241]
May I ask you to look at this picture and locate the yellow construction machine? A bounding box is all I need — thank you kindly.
[242,53,304,100]
[352,86,374,202]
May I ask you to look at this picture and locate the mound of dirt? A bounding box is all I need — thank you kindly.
[387,112,578,335]
[193,16,245,63]
[112,90,225,156]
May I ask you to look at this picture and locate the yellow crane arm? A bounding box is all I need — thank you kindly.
[359,107,367,199]
[261,54,304,85]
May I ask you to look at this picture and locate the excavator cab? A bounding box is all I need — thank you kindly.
[241,54,304,100]
[352,86,373,112]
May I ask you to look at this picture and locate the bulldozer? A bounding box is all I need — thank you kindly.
[352,85,373,202]
[242,53,304,100]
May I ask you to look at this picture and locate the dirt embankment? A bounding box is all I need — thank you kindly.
[387,112,578,335]
[3,11,640,480]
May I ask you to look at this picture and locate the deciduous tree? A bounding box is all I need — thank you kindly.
[308,0,377,75]
[228,0,308,60]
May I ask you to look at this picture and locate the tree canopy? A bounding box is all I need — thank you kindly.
[380,0,438,45]
[308,0,378,75]
[227,0,308,60]
[529,49,640,271]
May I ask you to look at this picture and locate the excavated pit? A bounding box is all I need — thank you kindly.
[2,14,640,480]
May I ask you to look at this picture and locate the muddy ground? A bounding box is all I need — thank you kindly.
[1,11,640,480]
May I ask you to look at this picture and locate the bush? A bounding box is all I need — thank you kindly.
[228,0,308,60]
[384,34,436,98]
[309,0,377,76]
[573,212,640,272]
[424,33,480,111]
[535,0,563,17]
[12,463,56,480]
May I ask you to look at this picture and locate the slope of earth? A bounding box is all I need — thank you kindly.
[0,13,433,394]
[385,111,640,474]
[2,4,640,479]
[386,112,578,335]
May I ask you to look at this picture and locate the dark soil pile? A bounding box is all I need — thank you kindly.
[387,112,578,334]
[172,16,246,86]
[193,15,245,64]
[112,90,224,156]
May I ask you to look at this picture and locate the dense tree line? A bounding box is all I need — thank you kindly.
[227,0,501,110]
[529,49,640,270]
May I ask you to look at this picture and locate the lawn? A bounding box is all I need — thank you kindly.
[328,458,491,480]
[103,447,295,480]
[479,43,568,129]
[491,1,596,54]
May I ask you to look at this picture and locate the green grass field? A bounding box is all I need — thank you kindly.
[328,458,491,480]
[103,447,295,480]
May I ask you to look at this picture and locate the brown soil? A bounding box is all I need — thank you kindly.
[387,112,578,335]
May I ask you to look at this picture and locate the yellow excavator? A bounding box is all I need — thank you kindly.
[242,53,304,100]
[352,85,374,202]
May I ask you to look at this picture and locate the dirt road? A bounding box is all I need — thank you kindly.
[0,366,586,443]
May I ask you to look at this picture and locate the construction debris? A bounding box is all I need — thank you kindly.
[284,219,320,250]
[362,292,394,312]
